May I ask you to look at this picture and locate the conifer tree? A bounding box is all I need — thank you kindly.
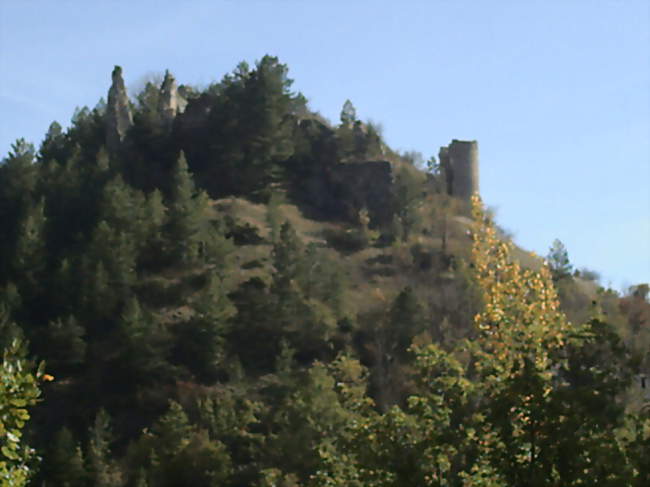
[86,409,122,487]
[11,198,47,287]
[388,287,425,361]
[0,140,39,280]
[41,427,88,486]
[84,220,137,310]
[111,297,172,397]
[0,291,23,351]
[144,401,234,486]
[45,316,86,373]
[39,121,67,164]
[200,56,305,196]
[151,401,193,460]
[340,100,357,126]
[392,167,424,242]
[98,176,146,237]
[271,221,304,300]
[140,189,168,269]
[547,238,573,281]
[173,274,235,381]
[271,222,307,340]
[166,151,208,263]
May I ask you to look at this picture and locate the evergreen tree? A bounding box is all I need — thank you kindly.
[110,297,172,400]
[41,427,87,487]
[173,274,235,381]
[271,221,304,301]
[0,290,23,350]
[268,362,355,482]
[146,401,233,487]
[39,121,67,165]
[11,198,47,287]
[0,140,39,280]
[83,220,137,315]
[197,55,305,196]
[165,151,209,263]
[45,316,86,373]
[140,189,168,269]
[547,238,573,281]
[98,176,146,238]
[388,286,425,361]
[300,243,346,316]
[86,409,122,487]
[392,167,424,242]
[340,99,357,126]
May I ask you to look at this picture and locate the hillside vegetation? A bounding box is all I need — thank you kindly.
[0,56,648,486]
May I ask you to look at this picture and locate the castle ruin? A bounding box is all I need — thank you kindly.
[439,139,479,201]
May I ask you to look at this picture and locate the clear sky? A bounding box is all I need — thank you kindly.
[1,0,648,290]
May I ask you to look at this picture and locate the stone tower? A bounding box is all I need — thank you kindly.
[105,66,133,151]
[439,139,479,201]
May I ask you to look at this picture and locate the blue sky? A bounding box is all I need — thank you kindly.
[1,0,648,290]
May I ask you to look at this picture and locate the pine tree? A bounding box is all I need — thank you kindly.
[85,220,137,307]
[340,100,357,127]
[86,409,122,487]
[98,176,146,238]
[140,189,167,269]
[111,297,172,396]
[392,167,424,242]
[11,198,47,287]
[151,401,193,460]
[547,238,573,281]
[0,140,39,280]
[41,427,88,486]
[388,287,425,360]
[39,121,67,165]
[200,56,305,196]
[45,316,86,373]
[165,151,208,263]
[173,275,235,381]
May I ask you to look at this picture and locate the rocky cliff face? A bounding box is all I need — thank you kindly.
[105,66,133,151]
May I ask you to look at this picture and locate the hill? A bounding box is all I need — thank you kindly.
[0,56,648,486]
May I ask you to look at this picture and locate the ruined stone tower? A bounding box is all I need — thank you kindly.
[105,66,133,151]
[439,139,479,201]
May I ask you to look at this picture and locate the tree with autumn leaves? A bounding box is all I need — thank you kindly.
[308,195,648,486]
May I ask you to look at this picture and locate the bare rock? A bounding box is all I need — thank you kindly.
[105,66,133,150]
[158,70,186,126]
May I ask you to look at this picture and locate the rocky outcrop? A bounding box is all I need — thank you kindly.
[105,66,133,151]
[158,70,187,126]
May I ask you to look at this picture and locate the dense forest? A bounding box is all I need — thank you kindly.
[1,56,648,486]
